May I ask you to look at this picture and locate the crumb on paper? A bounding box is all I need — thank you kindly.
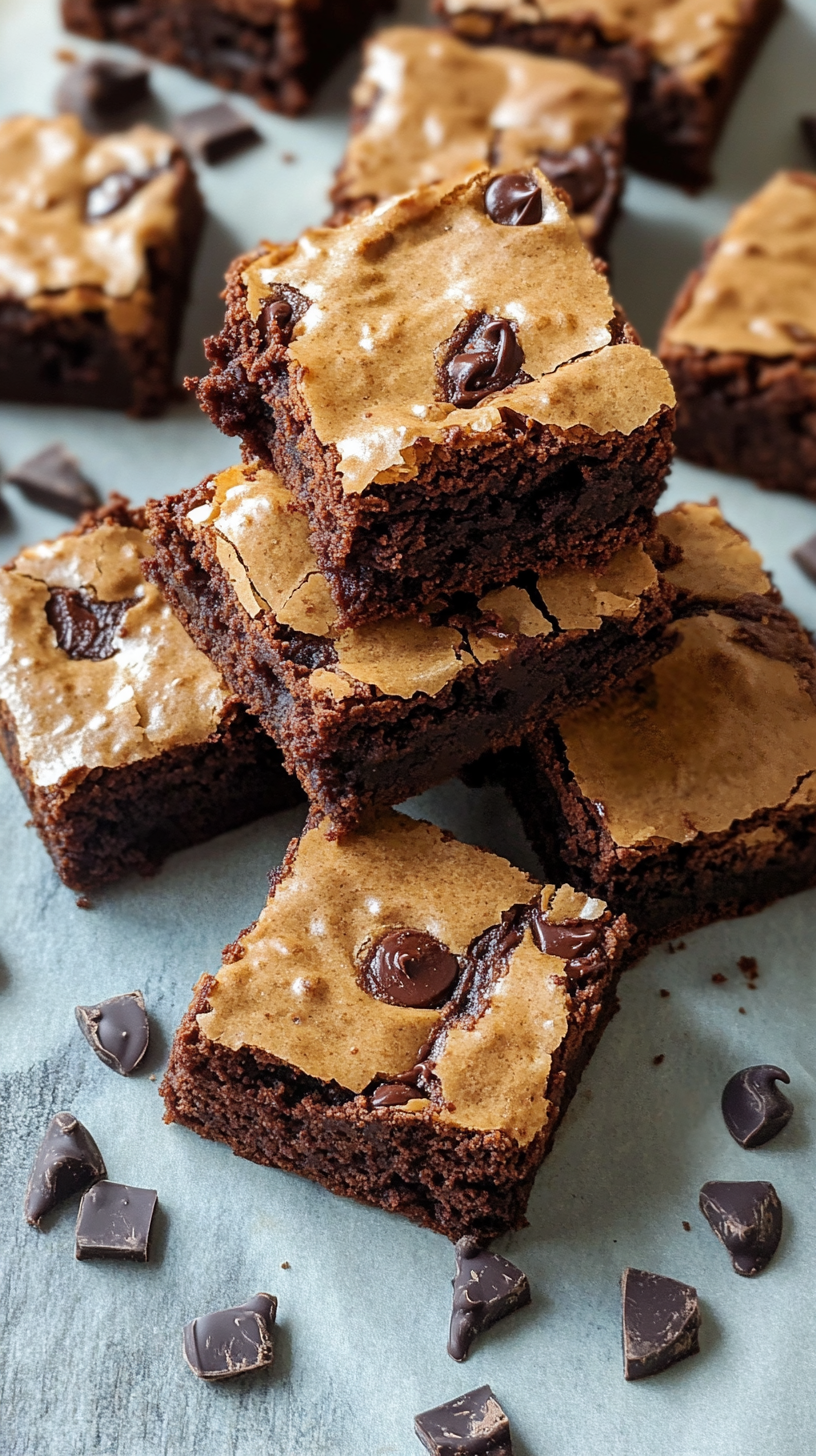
[738,1006,746,1014]
[281,152,297,164]
[682,1220,691,1232]
[738,955,759,986]
[281,1261,290,1269]
[75,895,92,910]
[666,941,686,955]
[56,47,76,62]
[659,988,670,998]
[149,1074,156,1082]
[653,1053,665,1066]
[711,972,728,984]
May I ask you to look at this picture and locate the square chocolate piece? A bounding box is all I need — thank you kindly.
[500,501,816,949]
[75,1180,157,1260]
[660,172,816,499]
[172,103,261,165]
[329,27,627,257]
[55,58,151,132]
[0,114,203,416]
[415,1385,513,1455]
[145,461,675,831]
[193,169,675,628]
[0,497,300,891]
[161,808,632,1240]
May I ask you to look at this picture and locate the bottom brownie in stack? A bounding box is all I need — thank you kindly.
[161,808,632,1240]
[0,498,300,890]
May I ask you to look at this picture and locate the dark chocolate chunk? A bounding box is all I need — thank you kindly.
[793,533,816,586]
[47,589,134,661]
[447,319,524,407]
[6,445,99,518]
[415,1385,513,1455]
[448,1236,530,1361]
[801,116,816,164]
[485,172,542,226]
[699,1180,782,1276]
[75,991,149,1075]
[183,1292,277,1380]
[75,1180,157,1261]
[25,1112,106,1226]
[621,1267,700,1380]
[538,143,606,214]
[364,928,459,1008]
[371,1083,421,1107]
[530,913,600,962]
[261,298,294,342]
[721,1065,793,1148]
[86,171,150,222]
[172,102,261,164]
[55,58,150,130]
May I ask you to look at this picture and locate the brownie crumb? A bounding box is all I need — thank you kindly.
[682,1220,691,1232]
[666,941,686,955]
[75,895,92,910]
[653,1054,665,1066]
[659,988,670,998]
[281,1261,290,1269]
[739,1007,746,1015]
[712,972,728,984]
[281,152,297,164]
[56,47,77,61]
[738,955,759,984]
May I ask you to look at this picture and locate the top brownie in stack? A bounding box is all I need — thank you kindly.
[329,26,628,257]
[193,168,676,627]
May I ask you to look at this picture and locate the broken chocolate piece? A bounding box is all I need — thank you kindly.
[801,116,816,164]
[6,445,99,518]
[86,171,150,222]
[447,319,524,407]
[47,589,134,661]
[721,1065,793,1148]
[484,172,542,227]
[364,928,459,1008]
[75,991,150,1075]
[24,1111,106,1226]
[699,1180,782,1276]
[183,1293,277,1380]
[371,1083,421,1107]
[172,102,261,164]
[530,914,600,961]
[55,58,150,130]
[538,143,606,214]
[415,1385,513,1455]
[621,1268,700,1380]
[793,533,816,586]
[448,1236,530,1361]
[75,1180,157,1261]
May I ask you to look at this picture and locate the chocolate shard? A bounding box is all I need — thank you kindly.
[75,1180,157,1261]
[415,1385,513,1456]
[699,1180,782,1276]
[183,1293,277,1380]
[75,991,150,1076]
[55,58,151,130]
[721,1065,793,1148]
[621,1268,700,1380]
[25,1112,107,1226]
[448,1237,530,1361]
[172,102,261,164]
[793,533,816,586]
[6,445,99,518]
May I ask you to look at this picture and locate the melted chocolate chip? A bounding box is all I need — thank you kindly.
[485,172,542,226]
[75,1180,157,1261]
[446,319,524,407]
[24,1112,106,1227]
[530,913,600,963]
[75,991,149,1075]
[86,170,149,221]
[183,1293,277,1380]
[46,588,134,661]
[371,1083,420,1107]
[448,1237,530,1361]
[699,1180,782,1277]
[364,928,459,1008]
[261,297,294,343]
[415,1385,514,1456]
[721,1065,793,1148]
[621,1268,700,1380]
[538,143,607,214]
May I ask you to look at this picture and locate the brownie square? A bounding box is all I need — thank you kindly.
[0,498,300,892]
[160,808,632,1240]
[329,27,628,257]
[61,0,394,117]
[144,461,675,830]
[0,114,203,417]
[435,0,780,190]
[192,169,676,628]
[500,500,816,950]
[660,171,816,498]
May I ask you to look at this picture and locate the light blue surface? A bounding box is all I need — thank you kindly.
[1,0,816,1451]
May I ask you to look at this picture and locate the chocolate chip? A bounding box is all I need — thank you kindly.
[55,58,150,131]
[530,913,600,962]
[183,1293,277,1380]
[801,116,816,163]
[793,532,816,585]
[261,297,294,343]
[448,1237,530,1362]
[24,1112,106,1227]
[415,1385,513,1455]
[75,991,149,1075]
[172,102,261,164]
[447,318,524,408]
[371,1083,420,1107]
[6,444,99,518]
[364,928,459,1008]
[86,171,149,222]
[75,1180,157,1261]
[721,1065,793,1148]
[538,143,606,214]
[699,1180,782,1276]
[46,588,134,661]
[621,1268,700,1380]
[485,172,542,226]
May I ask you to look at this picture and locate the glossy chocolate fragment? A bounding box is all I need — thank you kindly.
[75,1180,157,1261]
[721,1065,793,1148]
[448,1237,530,1361]
[86,171,150,222]
[447,319,524,407]
[75,991,150,1075]
[6,445,99,518]
[792,532,816,586]
[530,914,600,962]
[173,102,261,164]
[699,1180,782,1276]
[55,58,150,131]
[24,1112,106,1226]
[364,928,459,1008]
[538,144,606,214]
[621,1268,700,1380]
[485,172,542,227]
[47,589,134,661]
[183,1293,277,1380]
[415,1385,514,1455]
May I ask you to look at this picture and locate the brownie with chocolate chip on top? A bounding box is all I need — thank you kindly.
[191,168,676,629]
[160,807,632,1240]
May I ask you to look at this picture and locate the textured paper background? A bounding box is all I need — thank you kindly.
[1,0,816,1451]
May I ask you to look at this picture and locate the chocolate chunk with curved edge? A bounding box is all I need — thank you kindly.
[183,1293,277,1380]
[55,58,150,130]
[75,991,150,1075]
[86,171,149,222]
[621,1268,700,1380]
[485,172,542,226]
[364,928,459,1008]
[261,298,294,342]
[75,1180,157,1261]
[447,320,524,407]
[538,144,607,215]
[529,913,600,962]
[172,102,261,164]
[699,1180,782,1276]
[371,1083,420,1107]
[721,1065,793,1147]
[6,444,99,518]
[24,1112,106,1226]
[46,589,134,661]
[448,1236,530,1362]
[415,1385,513,1455]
